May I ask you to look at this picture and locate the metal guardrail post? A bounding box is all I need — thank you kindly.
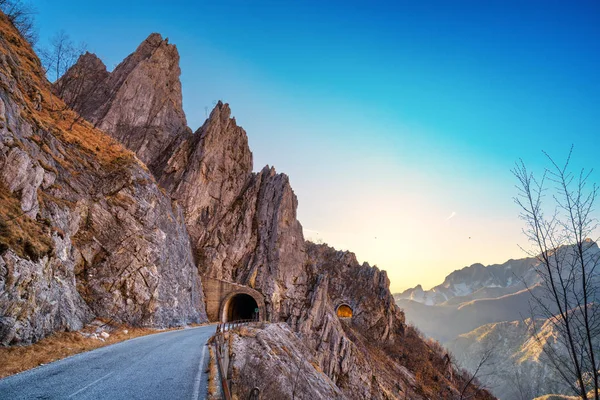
[213,318,263,400]
[215,337,232,399]
[227,352,235,394]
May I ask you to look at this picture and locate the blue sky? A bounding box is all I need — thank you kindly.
[34,0,600,291]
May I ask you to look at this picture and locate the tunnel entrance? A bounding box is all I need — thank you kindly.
[336,304,353,319]
[223,293,259,322]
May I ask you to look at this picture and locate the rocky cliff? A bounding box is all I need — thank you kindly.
[59,39,306,323]
[0,13,206,345]
[50,27,496,399]
[56,31,404,339]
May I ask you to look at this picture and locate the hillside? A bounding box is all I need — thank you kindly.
[447,314,600,399]
[396,283,559,343]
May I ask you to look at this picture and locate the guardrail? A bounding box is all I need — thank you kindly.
[216,318,260,333]
[213,319,262,399]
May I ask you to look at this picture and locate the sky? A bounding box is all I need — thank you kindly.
[33,0,600,292]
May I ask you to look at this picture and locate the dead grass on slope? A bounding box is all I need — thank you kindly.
[0,182,53,261]
[0,13,142,172]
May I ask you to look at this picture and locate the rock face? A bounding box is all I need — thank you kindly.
[229,323,346,400]
[194,165,308,322]
[153,101,254,264]
[292,243,409,399]
[60,48,306,323]
[0,14,206,345]
[55,33,190,168]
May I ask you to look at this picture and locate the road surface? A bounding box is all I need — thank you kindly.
[0,324,217,400]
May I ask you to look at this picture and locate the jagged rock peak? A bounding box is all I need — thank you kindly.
[199,101,247,143]
[75,52,107,73]
[259,164,277,176]
[209,100,234,122]
[54,32,189,167]
[142,32,168,47]
[203,101,238,132]
[120,33,178,72]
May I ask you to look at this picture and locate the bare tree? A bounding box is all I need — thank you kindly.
[39,30,86,83]
[457,346,495,400]
[0,0,37,44]
[513,147,600,400]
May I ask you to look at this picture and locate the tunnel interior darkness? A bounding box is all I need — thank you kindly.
[224,293,259,322]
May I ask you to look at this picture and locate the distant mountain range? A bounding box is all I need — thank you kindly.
[395,241,600,399]
[397,255,540,307]
[395,255,544,343]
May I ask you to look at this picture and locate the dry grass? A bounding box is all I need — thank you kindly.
[0,325,152,378]
[0,182,53,261]
[534,391,600,400]
[0,321,212,379]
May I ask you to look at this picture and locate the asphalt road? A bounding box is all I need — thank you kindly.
[0,324,217,400]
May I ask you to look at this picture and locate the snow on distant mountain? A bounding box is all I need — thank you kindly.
[395,257,541,306]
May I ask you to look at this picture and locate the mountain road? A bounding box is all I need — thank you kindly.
[0,324,217,400]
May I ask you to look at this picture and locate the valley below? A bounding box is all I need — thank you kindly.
[396,242,600,400]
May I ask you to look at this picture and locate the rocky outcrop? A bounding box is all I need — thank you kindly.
[153,101,254,260]
[55,33,190,167]
[229,323,346,400]
[291,244,409,398]
[53,52,109,111]
[304,243,404,342]
[194,165,308,322]
[58,46,306,323]
[0,14,206,345]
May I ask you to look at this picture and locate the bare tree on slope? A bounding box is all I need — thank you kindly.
[38,30,86,83]
[0,0,37,44]
[513,147,600,399]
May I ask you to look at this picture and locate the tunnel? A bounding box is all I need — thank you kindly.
[336,304,353,318]
[223,293,260,322]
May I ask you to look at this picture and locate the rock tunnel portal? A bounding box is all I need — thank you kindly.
[203,277,266,323]
[222,293,260,322]
[336,304,353,319]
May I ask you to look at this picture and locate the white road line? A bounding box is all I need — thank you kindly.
[68,371,114,398]
[192,341,209,400]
